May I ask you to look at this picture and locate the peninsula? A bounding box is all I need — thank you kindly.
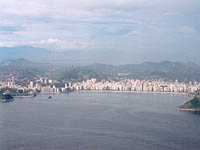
[177,95,200,112]
[0,93,14,102]
[0,88,36,102]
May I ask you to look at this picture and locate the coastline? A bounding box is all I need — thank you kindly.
[14,94,36,98]
[177,108,200,112]
[0,97,14,102]
[78,90,188,95]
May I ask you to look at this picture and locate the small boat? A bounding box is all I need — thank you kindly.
[48,96,52,99]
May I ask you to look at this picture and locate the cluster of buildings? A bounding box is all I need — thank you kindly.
[0,78,72,94]
[1,77,200,94]
[72,78,200,94]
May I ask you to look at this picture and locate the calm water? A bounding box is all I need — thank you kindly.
[0,91,200,150]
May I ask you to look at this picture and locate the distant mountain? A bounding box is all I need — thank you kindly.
[118,61,200,73]
[1,58,200,82]
[0,46,112,65]
[0,58,33,66]
[0,58,49,80]
[0,46,50,62]
[82,61,200,82]
[1,46,200,65]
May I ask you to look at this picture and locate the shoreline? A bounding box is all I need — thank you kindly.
[177,108,200,112]
[77,90,188,95]
[38,90,188,95]
[0,98,14,102]
[14,94,36,98]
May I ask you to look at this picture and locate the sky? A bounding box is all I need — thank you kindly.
[0,0,200,64]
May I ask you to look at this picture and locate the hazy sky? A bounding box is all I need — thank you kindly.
[0,0,200,63]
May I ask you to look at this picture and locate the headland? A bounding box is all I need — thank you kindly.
[177,95,200,112]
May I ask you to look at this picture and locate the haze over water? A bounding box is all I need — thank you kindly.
[0,91,200,150]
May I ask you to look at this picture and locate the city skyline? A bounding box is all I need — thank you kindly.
[2,77,200,94]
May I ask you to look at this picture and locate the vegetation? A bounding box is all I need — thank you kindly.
[1,58,200,82]
[0,94,13,100]
[0,88,33,99]
[179,96,200,109]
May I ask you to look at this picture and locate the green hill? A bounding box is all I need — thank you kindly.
[178,95,200,111]
[1,59,200,82]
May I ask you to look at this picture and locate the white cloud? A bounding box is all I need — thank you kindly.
[0,0,199,56]
[127,30,142,36]
[0,41,19,47]
[0,0,168,22]
[163,12,182,16]
[179,26,197,34]
[0,39,94,51]
[1,0,198,17]
[0,0,199,25]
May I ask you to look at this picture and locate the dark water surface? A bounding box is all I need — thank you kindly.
[0,91,200,150]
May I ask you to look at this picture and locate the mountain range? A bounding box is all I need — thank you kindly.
[1,46,198,65]
[0,46,124,65]
[1,58,200,82]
